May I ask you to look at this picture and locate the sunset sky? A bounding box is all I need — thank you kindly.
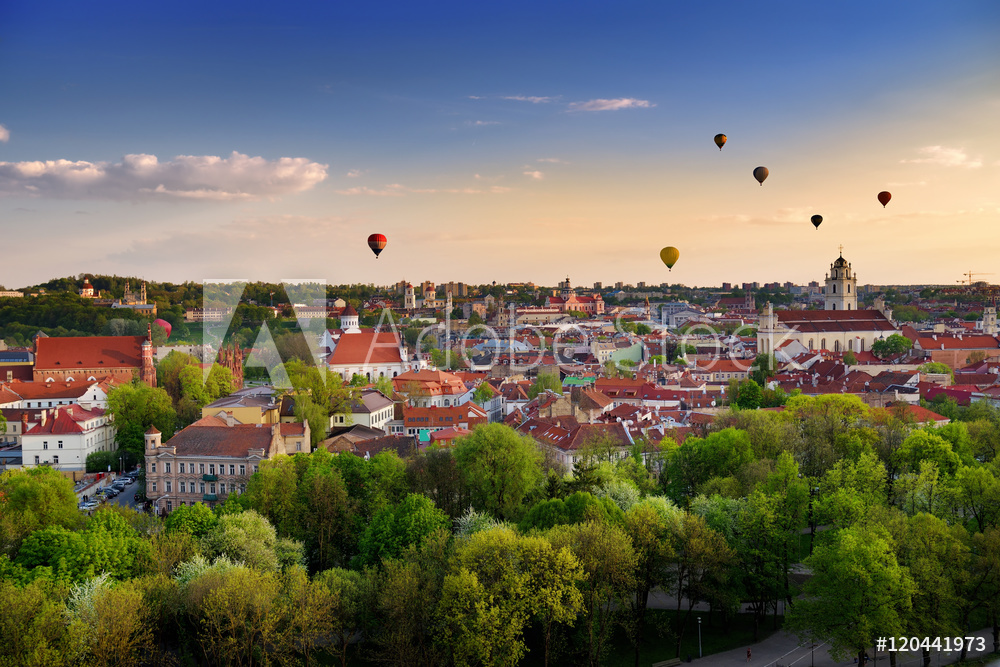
[1,1,998,290]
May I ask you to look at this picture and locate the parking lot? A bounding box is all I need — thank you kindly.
[78,470,142,513]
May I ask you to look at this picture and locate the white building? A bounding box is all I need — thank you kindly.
[22,404,116,472]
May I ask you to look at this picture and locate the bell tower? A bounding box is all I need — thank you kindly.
[824,247,857,311]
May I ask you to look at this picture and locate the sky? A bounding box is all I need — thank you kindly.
[1,1,998,290]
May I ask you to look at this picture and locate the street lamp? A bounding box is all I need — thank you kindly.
[119,455,123,475]
[698,616,702,658]
[809,486,819,555]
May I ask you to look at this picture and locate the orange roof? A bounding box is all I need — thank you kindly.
[35,335,146,371]
[328,332,403,366]
[24,404,106,435]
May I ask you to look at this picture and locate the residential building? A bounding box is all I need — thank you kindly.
[401,402,487,437]
[393,369,473,407]
[144,419,309,514]
[331,388,395,431]
[22,404,115,472]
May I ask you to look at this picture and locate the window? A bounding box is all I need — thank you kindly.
[210,483,216,493]
[166,481,172,492]
[253,465,259,473]
[58,441,63,449]
[239,464,246,476]
[151,482,157,492]
[165,462,171,473]
[151,462,156,473]
[848,284,851,293]
[34,456,39,464]
[832,284,837,294]
[229,465,235,476]
[209,464,215,475]
[180,482,186,493]
[296,442,301,452]
[179,462,185,473]
[166,501,173,512]
[200,483,206,494]
[43,442,48,450]
[53,456,59,464]
[240,484,246,493]
[199,463,205,474]
[220,482,226,493]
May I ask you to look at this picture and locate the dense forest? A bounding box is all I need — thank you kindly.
[2,394,999,667]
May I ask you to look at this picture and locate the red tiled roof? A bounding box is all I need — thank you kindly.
[163,423,276,457]
[24,404,106,435]
[279,423,306,437]
[328,332,403,365]
[35,336,145,370]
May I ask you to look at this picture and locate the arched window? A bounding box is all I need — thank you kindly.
[847,284,851,293]
[821,338,826,350]
[860,339,865,351]
[847,303,851,310]
[808,338,814,350]
[834,340,841,353]
[832,284,837,294]
[832,303,837,310]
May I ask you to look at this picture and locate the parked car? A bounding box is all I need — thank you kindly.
[104,488,119,498]
[124,477,135,485]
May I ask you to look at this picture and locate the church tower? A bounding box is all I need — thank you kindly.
[983,306,998,335]
[824,249,857,311]
[341,304,361,334]
[404,283,416,311]
[561,276,576,301]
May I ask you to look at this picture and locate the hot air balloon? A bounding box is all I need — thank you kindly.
[714,134,727,150]
[660,246,680,271]
[811,215,823,230]
[367,233,387,258]
[153,318,172,338]
[753,166,769,186]
[877,191,891,208]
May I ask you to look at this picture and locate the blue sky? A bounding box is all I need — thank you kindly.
[1,1,998,288]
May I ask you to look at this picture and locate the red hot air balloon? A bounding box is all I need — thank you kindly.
[877,191,891,208]
[367,233,387,258]
[714,134,727,150]
[153,318,172,338]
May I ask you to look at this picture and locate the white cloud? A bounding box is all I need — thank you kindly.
[0,151,328,200]
[467,120,501,126]
[901,146,982,168]
[335,185,404,197]
[503,95,555,103]
[468,95,486,100]
[524,171,544,180]
[567,98,654,111]
[0,124,9,142]
[346,169,367,178]
[537,157,567,163]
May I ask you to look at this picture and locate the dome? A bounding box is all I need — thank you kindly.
[833,254,848,268]
[342,304,358,317]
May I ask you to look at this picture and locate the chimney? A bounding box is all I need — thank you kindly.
[40,409,47,427]
[21,412,28,432]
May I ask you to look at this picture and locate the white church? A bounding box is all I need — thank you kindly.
[757,251,899,355]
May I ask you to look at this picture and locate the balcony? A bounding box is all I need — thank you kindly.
[203,494,218,502]
[202,474,218,482]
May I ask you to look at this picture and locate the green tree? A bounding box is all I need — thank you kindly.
[0,466,82,557]
[871,333,912,359]
[356,493,449,566]
[314,567,366,667]
[472,382,496,406]
[155,350,199,403]
[438,526,583,667]
[547,521,637,667]
[163,502,218,537]
[750,353,777,386]
[200,510,287,572]
[454,424,544,520]
[106,381,176,456]
[786,524,914,664]
[895,430,961,476]
[843,349,857,366]
[734,378,763,410]
[527,373,563,399]
[0,578,84,666]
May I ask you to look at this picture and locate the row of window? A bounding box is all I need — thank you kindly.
[155,480,246,495]
[33,455,58,464]
[151,462,255,476]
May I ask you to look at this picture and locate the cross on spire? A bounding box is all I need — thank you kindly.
[838,244,844,255]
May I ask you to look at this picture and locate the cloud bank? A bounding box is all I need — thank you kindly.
[567,98,653,111]
[0,124,9,142]
[0,151,328,200]
[902,146,982,169]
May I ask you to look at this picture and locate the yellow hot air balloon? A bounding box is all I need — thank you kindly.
[714,133,727,150]
[660,246,680,271]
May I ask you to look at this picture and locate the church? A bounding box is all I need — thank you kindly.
[545,277,605,315]
[757,251,898,355]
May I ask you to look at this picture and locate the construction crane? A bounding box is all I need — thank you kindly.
[958,271,994,286]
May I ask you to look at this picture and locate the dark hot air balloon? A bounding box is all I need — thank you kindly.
[878,191,891,208]
[753,166,769,186]
[811,215,823,230]
[367,233,387,258]
[153,318,172,338]
[660,246,680,271]
[714,134,727,150]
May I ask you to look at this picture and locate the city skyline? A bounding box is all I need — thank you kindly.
[1,1,998,287]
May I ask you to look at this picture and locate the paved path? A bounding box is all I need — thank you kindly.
[690,629,996,667]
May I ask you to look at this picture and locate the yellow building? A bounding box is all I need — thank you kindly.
[200,387,280,424]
